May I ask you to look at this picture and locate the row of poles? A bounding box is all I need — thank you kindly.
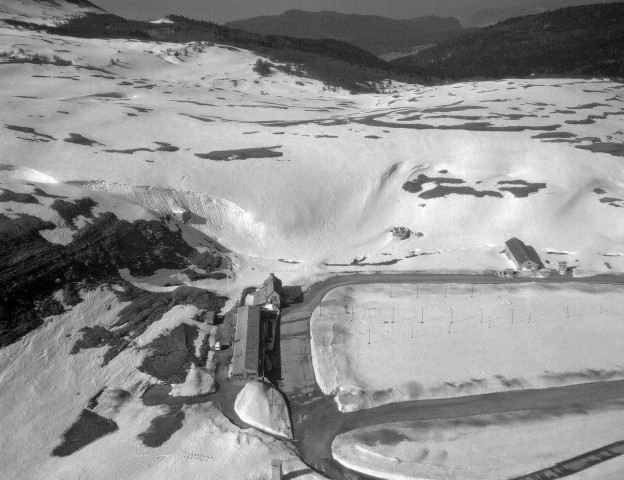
[319,296,607,346]
[318,284,523,316]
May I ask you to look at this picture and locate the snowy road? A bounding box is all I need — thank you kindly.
[279,272,624,479]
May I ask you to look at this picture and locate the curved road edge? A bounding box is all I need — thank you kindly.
[277,272,624,479]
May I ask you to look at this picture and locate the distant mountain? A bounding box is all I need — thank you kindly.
[465,0,624,26]
[0,0,106,25]
[393,3,624,80]
[226,10,464,56]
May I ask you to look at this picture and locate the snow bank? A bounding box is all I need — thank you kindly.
[149,18,174,24]
[169,364,216,397]
[312,282,624,412]
[332,405,624,480]
[234,380,293,439]
[82,181,266,255]
[0,164,57,183]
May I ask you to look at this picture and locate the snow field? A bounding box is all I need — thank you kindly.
[332,401,624,480]
[311,282,624,411]
[1,26,623,275]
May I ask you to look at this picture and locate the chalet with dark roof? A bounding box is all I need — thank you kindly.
[253,273,283,308]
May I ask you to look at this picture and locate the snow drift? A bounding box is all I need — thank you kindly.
[82,181,266,255]
[234,380,293,439]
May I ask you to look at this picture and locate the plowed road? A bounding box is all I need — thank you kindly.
[279,272,624,479]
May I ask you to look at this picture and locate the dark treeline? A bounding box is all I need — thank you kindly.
[35,13,421,91]
[4,3,624,87]
[392,3,624,80]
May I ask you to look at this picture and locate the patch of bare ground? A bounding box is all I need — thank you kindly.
[419,185,503,199]
[104,142,179,154]
[576,143,624,157]
[497,180,547,198]
[532,132,576,139]
[402,174,464,194]
[0,188,39,204]
[63,133,104,146]
[138,323,200,384]
[5,124,56,141]
[50,197,97,227]
[195,146,283,161]
[72,285,226,365]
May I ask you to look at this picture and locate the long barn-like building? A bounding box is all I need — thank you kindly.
[504,237,544,270]
[230,274,284,383]
[230,305,262,381]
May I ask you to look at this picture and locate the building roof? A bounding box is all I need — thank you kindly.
[505,237,544,269]
[231,306,261,374]
[253,273,283,306]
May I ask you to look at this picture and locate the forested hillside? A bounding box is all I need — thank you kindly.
[4,12,415,91]
[393,3,624,80]
[226,10,464,56]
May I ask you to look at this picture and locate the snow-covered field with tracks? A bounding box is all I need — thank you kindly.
[311,283,624,412]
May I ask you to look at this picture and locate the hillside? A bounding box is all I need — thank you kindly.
[393,3,624,80]
[465,0,624,26]
[0,0,105,25]
[1,24,623,280]
[2,7,415,92]
[226,10,464,56]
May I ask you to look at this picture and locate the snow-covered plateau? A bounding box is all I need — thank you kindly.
[1,6,624,480]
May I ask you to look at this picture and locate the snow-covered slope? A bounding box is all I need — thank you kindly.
[0,0,106,26]
[0,174,318,479]
[0,25,622,282]
[0,285,317,480]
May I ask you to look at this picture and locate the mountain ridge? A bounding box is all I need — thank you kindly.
[226,9,465,56]
[0,0,106,25]
[465,0,624,26]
